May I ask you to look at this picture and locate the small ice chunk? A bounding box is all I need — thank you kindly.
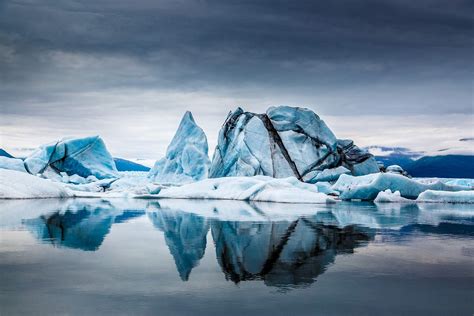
[386,165,404,174]
[374,189,415,203]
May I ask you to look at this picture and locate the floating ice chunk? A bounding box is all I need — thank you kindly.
[0,169,71,199]
[148,112,210,185]
[0,157,27,173]
[332,173,467,201]
[374,189,415,203]
[417,190,474,203]
[147,176,335,204]
[386,165,404,174]
[24,136,118,179]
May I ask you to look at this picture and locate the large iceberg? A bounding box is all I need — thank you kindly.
[209,106,379,182]
[24,136,118,179]
[148,111,210,185]
[333,173,468,201]
[152,176,335,203]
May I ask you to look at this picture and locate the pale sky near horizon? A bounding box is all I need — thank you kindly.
[1,0,473,160]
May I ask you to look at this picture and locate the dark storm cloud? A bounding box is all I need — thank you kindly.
[0,0,473,157]
[1,0,472,89]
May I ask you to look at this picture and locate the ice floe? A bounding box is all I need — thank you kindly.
[332,173,467,201]
[417,190,474,204]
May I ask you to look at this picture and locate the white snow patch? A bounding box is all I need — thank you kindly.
[374,189,415,203]
[0,169,71,199]
[144,176,335,204]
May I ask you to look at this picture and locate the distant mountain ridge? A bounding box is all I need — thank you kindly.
[365,146,473,178]
[404,155,474,178]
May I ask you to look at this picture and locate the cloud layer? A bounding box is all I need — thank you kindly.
[1,0,473,158]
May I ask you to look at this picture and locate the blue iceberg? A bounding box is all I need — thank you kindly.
[209,106,379,181]
[148,111,210,184]
[24,136,118,179]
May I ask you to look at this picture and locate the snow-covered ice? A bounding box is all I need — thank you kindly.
[148,112,210,185]
[0,169,71,199]
[374,189,415,203]
[150,176,336,204]
[332,172,467,200]
[24,136,118,179]
[417,190,474,204]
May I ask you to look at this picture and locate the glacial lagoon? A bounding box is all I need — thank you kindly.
[1,199,473,315]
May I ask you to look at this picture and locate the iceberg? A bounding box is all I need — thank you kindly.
[417,190,474,204]
[0,169,71,199]
[24,136,118,179]
[332,172,467,201]
[385,165,405,175]
[209,106,379,181]
[0,157,27,173]
[150,176,335,203]
[148,112,210,185]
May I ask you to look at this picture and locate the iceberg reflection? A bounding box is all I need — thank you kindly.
[23,200,145,251]
[212,218,373,288]
[148,207,209,280]
[8,198,473,288]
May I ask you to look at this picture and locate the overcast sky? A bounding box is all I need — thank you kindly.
[0,0,473,160]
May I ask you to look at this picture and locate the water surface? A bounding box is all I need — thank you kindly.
[1,199,473,315]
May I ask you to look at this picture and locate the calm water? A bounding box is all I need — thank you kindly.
[1,199,473,315]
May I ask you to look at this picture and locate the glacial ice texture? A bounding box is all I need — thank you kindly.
[148,112,210,185]
[24,136,118,179]
[209,106,379,181]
